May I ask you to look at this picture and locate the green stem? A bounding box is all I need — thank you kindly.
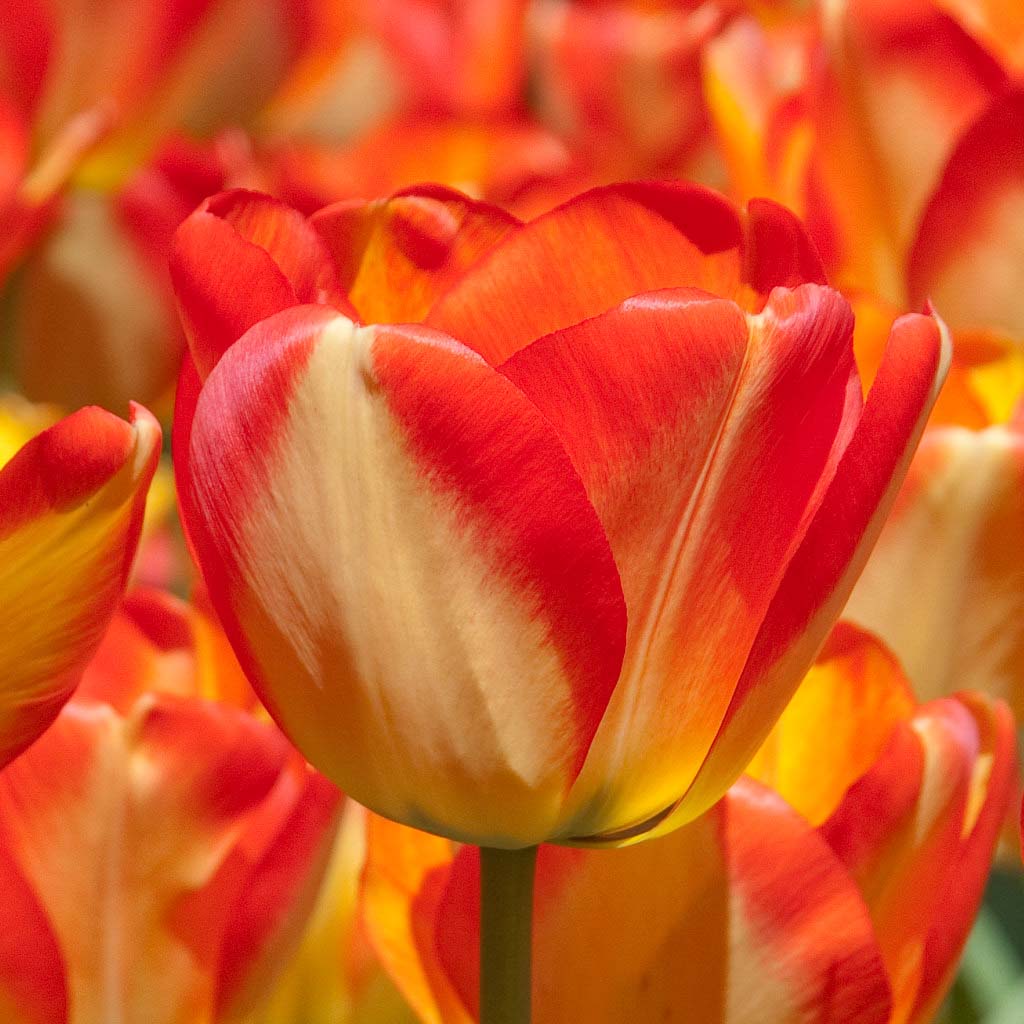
[479,845,539,1024]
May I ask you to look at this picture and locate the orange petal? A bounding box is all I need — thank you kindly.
[425,181,828,366]
[366,781,892,1024]
[528,0,728,172]
[270,115,576,217]
[214,760,343,1020]
[366,0,527,116]
[746,623,915,826]
[909,693,1017,1023]
[811,0,1006,301]
[180,306,626,846]
[0,403,160,767]
[0,844,66,1024]
[425,180,746,364]
[820,693,1014,1021]
[362,815,464,1024]
[76,586,257,712]
[311,185,519,324]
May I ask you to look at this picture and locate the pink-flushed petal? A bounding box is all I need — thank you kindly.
[311,185,519,325]
[0,694,291,1024]
[397,779,891,1024]
[424,180,746,364]
[845,422,1024,712]
[907,88,1024,336]
[181,306,626,846]
[170,189,355,380]
[673,308,950,827]
[0,403,160,767]
[0,844,66,1024]
[499,284,861,840]
[910,693,1017,1024]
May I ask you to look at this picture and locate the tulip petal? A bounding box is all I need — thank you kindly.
[819,698,978,1019]
[0,695,290,1024]
[743,197,827,292]
[745,623,915,826]
[908,89,1024,336]
[845,423,1024,711]
[181,305,626,846]
[501,283,862,839]
[367,781,891,1024]
[363,815,464,1024]
[171,189,355,379]
[215,763,343,1020]
[811,0,1005,299]
[910,693,1017,1024]
[76,586,256,711]
[0,844,66,1024]
[311,185,520,324]
[0,403,160,768]
[676,309,949,824]
[425,180,745,364]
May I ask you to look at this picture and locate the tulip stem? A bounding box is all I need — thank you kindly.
[479,845,539,1024]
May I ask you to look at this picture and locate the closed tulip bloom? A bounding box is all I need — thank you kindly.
[172,181,949,848]
[0,401,159,768]
[362,626,1016,1024]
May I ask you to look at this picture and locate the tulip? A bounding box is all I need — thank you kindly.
[171,180,948,850]
[362,625,1016,1024]
[845,421,1024,712]
[703,3,1024,449]
[239,801,420,1024]
[0,401,159,768]
[0,587,342,1024]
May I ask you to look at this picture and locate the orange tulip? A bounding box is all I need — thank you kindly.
[0,587,342,1024]
[0,401,159,768]
[362,626,1016,1024]
[845,420,1024,711]
[170,182,948,848]
[239,801,421,1024]
[706,1,1024,340]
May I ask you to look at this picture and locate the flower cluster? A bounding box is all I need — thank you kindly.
[0,2,1021,1023]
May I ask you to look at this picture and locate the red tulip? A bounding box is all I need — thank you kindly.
[171,181,948,847]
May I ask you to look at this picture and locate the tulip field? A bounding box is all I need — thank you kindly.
[1,2,1023,1022]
